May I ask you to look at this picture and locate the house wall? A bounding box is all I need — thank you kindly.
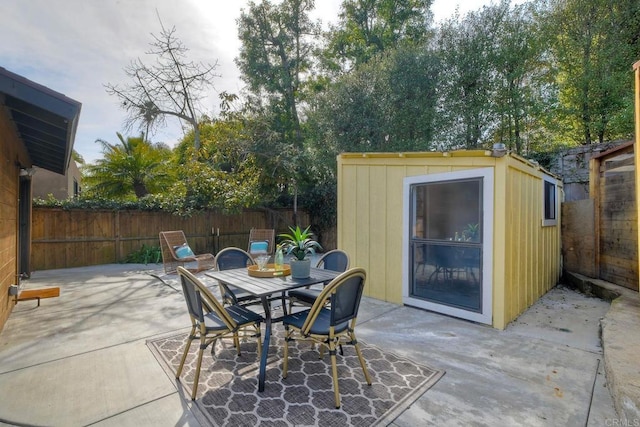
[0,109,32,330]
[32,160,81,200]
[337,151,562,329]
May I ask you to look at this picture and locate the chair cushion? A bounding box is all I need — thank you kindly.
[283,308,349,335]
[249,240,269,254]
[174,244,195,259]
[288,288,322,304]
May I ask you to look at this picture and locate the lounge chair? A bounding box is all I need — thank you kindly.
[159,230,215,275]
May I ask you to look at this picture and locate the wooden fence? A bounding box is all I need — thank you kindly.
[561,142,639,291]
[30,207,336,271]
[590,142,638,290]
[561,199,597,278]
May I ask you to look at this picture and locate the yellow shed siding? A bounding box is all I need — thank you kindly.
[491,158,509,329]
[498,159,562,328]
[384,166,406,303]
[634,60,640,289]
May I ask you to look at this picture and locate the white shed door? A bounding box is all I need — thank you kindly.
[402,168,493,325]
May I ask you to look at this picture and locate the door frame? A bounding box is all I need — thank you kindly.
[402,168,494,325]
[18,176,32,278]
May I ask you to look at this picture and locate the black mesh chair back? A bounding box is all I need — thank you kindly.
[214,247,258,306]
[215,247,254,270]
[180,270,205,323]
[288,249,351,309]
[330,272,364,327]
[178,267,235,329]
[316,249,350,272]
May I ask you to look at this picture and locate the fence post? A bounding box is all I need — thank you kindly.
[114,211,120,262]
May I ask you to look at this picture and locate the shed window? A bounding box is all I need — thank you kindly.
[543,178,557,226]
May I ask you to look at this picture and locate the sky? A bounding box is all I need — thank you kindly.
[1,0,498,164]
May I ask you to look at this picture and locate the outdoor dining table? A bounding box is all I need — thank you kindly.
[205,267,341,392]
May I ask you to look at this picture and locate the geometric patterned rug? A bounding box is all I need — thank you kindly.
[147,328,444,426]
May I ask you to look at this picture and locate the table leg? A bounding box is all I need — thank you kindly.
[258,295,271,392]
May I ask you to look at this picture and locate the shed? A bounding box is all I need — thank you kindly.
[337,150,562,329]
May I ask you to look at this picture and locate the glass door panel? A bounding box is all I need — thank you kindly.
[410,178,483,312]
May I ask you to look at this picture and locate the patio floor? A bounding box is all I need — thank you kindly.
[0,263,620,426]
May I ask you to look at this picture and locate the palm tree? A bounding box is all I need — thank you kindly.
[83,133,173,199]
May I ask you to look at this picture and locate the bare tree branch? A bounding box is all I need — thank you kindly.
[105,16,220,150]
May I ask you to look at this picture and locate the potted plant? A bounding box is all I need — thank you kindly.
[278,225,322,278]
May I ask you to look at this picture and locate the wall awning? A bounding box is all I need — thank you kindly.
[0,67,81,175]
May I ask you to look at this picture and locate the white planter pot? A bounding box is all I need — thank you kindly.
[290,258,311,279]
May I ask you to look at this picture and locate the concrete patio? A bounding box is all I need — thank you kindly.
[0,263,624,426]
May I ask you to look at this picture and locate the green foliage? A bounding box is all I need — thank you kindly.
[299,181,337,245]
[236,0,318,139]
[176,157,262,214]
[123,244,162,264]
[544,0,639,144]
[236,0,322,206]
[83,133,174,200]
[278,225,322,260]
[307,45,440,156]
[326,0,433,69]
[33,192,224,217]
[435,5,502,149]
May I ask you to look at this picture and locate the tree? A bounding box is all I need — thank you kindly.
[236,0,321,221]
[83,133,173,200]
[325,0,433,70]
[172,120,263,212]
[491,1,547,154]
[105,19,219,150]
[308,45,439,155]
[435,7,499,149]
[545,0,640,144]
[237,0,319,148]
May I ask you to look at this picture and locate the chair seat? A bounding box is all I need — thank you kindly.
[228,285,259,304]
[283,308,349,336]
[204,304,264,331]
[287,288,322,305]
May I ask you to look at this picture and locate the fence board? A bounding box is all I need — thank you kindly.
[597,149,638,290]
[561,200,596,278]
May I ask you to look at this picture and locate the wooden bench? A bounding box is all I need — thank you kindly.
[16,287,60,307]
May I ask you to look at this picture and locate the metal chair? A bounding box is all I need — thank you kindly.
[213,247,260,306]
[175,267,263,400]
[282,267,372,409]
[288,249,350,309]
[158,230,215,275]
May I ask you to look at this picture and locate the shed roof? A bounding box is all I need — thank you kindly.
[0,67,81,175]
[339,150,559,179]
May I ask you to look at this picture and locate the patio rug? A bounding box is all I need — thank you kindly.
[147,328,444,427]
